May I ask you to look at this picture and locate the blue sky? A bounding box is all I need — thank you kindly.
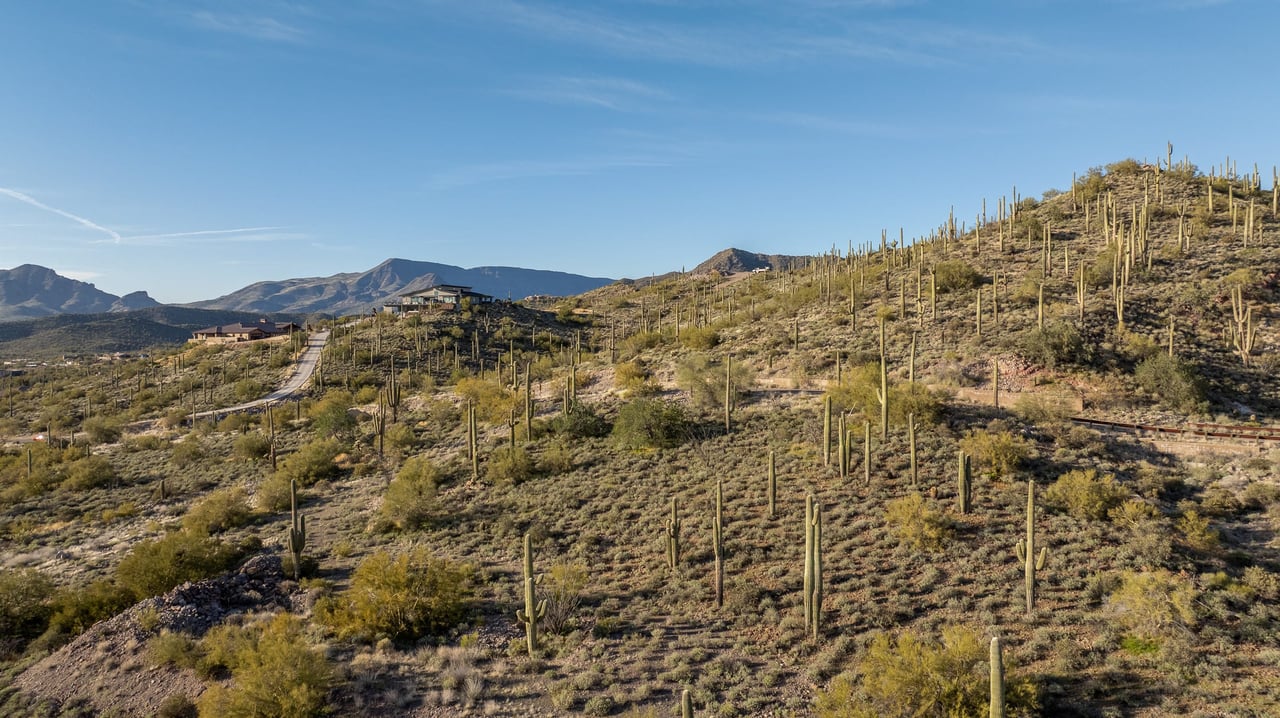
[1,1,1276,303]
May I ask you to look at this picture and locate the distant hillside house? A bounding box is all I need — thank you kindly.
[383,284,494,313]
[191,320,302,343]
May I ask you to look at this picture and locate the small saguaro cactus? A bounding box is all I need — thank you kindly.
[908,413,918,487]
[990,636,1005,718]
[876,315,889,441]
[516,532,547,657]
[957,451,972,514]
[1014,481,1049,614]
[803,494,824,639]
[666,497,681,569]
[712,479,725,608]
[288,479,306,580]
[767,450,777,519]
[822,395,832,467]
[682,689,694,718]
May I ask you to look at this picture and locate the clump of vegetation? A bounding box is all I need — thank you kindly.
[454,378,518,424]
[116,531,242,600]
[1017,321,1086,370]
[1106,570,1198,643]
[232,432,272,462]
[932,260,983,293]
[815,625,1037,717]
[317,548,473,643]
[613,361,659,397]
[487,445,535,486]
[0,568,55,656]
[197,613,332,718]
[958,427,1031,478]
[381,455,438,530]
[549,402,610,438]
[612,398,689,449]
[182,487,254,534]
[884,493,953,551]
[675,354,754,411]
[1044,469,1127,520]
[1134,354,1206,413]
[827,364,941,428]
[679,326,720,350]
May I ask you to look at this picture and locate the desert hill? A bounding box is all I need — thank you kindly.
[3,153,1280,717]
[0,265,158,322]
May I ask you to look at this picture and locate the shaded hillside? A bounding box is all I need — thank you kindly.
[0,307,301,358]
[190,258,614,314]
[0,265,158,321]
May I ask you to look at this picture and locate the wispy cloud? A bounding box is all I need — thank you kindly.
[506,76,672,111]
[190,10,308,43]
[429,155,675,189]
[761,112,921,139]
[0,188,122,244]
[114,226,306,246]
[445,0,1040,68]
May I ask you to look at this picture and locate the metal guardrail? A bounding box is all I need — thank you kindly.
[1069,416,1280,442]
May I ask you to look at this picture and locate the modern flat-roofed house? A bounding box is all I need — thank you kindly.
[191,320,302,343]
[383,284,493,314]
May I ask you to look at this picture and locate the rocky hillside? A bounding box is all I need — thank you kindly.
[189,258,614,315]
[0,265,158,321]
[692,248,808,275]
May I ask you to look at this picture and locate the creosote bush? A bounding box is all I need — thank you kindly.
[958,428,1030,478]
[1044,469,1127,520]
[116,530,242,600]
[0,568,55,656]
[1134,354,1207,413]
[197,613,332,718]
[487,445,535,486]
[815,625,1037,718]
[317,548,473,643]
[182,487,254,534]
[931,260,983,293]
[1016,321,1086,370]
[1106,570,1198,642]
[884,493,953,552]
[382,455,438,530]
[612,398,689,449]
[549,402,610,438]
[276,437,343,487]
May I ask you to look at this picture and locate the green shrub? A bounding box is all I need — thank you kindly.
[307,389,357,437]
[1135,354,1206,413]
[0,568,55,655]
[182,488,253,534]
[256,473,293,513]
[486,445,535,486]
[884,493,953,552]
[38,579,136,649]
[82,416,124,444]
[826,364,940,428]
[1016,321,1086,370]
[815,625,1037,718]
[148,630,200,669]
[931,260,983,293]
[675,354,754,411]
[382,456,438,530]
[612,398,689,449]
[196,614,331,718]
[679,326,720,350]
[232,433,271,462]
[613,361,659,396]
[958,428,1030,478]
[549,403,610,438]
[116,531,241,599]
[1106,570,1198,642]
[317,548,473,643]
[1044,469,1127,520]
[171,437,206,468]
[232,379,265,402]
[383,423,416,456]
[454,378,518,424]
[276,438,343,487]
[60,455,117,491]
[543,561,588,635]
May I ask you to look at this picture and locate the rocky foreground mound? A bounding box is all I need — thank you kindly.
[12,555,296,717]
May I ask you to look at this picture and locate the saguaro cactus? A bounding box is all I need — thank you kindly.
[682,689,694,718]
[957,451,972,514]
[767,450,777,519]
[803,494,823,639]
[288,479,306,580]
[712,480,724,608]
[876,315,889,440]
[908,413,918,487]
[666,497,681,569]
[990,636,1005,718]
[1014,481,1049,614]
[516,532,547,656]
[822,395,832,467]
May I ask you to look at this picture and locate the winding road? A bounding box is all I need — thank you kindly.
[194,329,330,418]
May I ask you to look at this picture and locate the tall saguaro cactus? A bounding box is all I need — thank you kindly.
[990,636,1005,718]
[1014,481,1049,614]
[288,479,306,580]
[712,480,724,608]
[767,450,777,519]
[516,532,547,657]
[666,497,681,569]
[803,494,823,639]
[957,451,972,514]
[876,315,889,441]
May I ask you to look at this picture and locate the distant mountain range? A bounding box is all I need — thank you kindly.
[187,258,616,315]
[0,264,158,321]
[692,248,809,275]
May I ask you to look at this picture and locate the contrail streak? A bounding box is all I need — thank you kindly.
[0,187,122,244]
